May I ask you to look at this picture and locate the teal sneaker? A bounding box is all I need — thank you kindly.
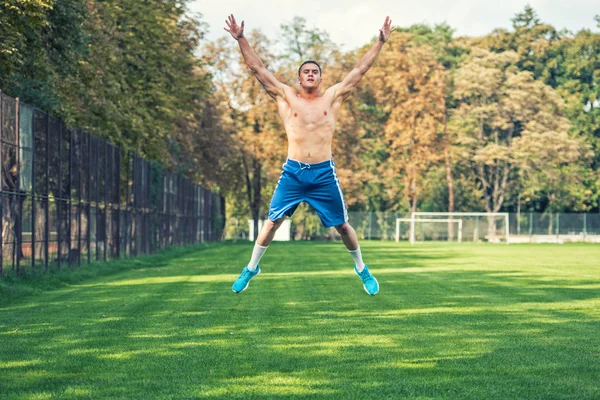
[355,265,379,295]
[232,265,261,293]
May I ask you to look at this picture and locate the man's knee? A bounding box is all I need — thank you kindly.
[264,218,284,232]
[335,221,352,236]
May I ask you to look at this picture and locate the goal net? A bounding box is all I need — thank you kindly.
[396,212,510,244]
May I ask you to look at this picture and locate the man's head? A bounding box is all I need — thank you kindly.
[297,60,322,90]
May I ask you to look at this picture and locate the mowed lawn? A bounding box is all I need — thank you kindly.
[1,242,599,400]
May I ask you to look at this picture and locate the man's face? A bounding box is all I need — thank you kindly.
[297,63,321,89]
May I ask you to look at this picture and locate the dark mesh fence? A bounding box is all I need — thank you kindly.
[0,91,225,276]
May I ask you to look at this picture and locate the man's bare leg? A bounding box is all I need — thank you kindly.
[335,221,360,251]
[246,218,285,271]
[256,218,285,247]
[233,218,285,293]
[336,221,366,271]
[335,221,378,295]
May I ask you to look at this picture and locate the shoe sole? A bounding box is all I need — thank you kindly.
[232,269,261,293]
[355,269,379,296]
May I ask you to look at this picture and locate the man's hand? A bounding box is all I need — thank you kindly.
[379,16,393,42]
[224,14,244,41]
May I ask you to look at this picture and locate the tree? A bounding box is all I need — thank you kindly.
[473,5,563,85]
[0,0,53,79]
[474,7,599,213]
[204,31,286,240]
[549,27,600,210]
[400,23,468,236]
[365,33,447,212]
[279,16,336,66]
[450,48,588,238]
[0,0,88,114]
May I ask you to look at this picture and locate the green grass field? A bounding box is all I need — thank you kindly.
[1,242,599,399]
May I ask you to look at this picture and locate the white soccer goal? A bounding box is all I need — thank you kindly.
[396,212,510,244]
[396,218,463,243]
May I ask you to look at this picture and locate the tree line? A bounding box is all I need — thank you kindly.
[2,3,599,238]
[1,0,224,187]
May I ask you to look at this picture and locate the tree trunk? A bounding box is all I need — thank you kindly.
[409,176,418,213]
[487,214,499,243]
[442,98,455,240]
[517,194,521,236]
[252,159,262,241]
[242,155,262,241]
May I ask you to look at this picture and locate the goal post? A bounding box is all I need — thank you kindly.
[396,212,510,244]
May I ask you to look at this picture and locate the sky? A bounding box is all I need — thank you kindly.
[190,0,599,51]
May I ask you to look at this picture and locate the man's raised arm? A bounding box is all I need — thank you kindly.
[224,14,288,101]
[332,16,393,101]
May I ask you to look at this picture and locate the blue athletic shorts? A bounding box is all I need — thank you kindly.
[268,158,349,228]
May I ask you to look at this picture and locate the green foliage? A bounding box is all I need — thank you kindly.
[279,16,337,66]
[0,0,86,113]
[1,0,216,184]
[552,29,600,173]
[0,0,53,78]
[511,4,541,28]
[398,23,467,70]
[450,48,589,213]
[68,1,211,162]
[469,6,598,212]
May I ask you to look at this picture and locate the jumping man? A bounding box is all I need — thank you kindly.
[226,14,393,295]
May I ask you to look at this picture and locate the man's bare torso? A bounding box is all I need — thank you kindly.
[276,87,341,164]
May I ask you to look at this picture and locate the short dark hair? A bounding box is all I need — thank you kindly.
[298,60,322,76]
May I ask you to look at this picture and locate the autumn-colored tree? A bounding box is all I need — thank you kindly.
[204,31,287,239]
[364,33,446,212]
[399,24,469,238]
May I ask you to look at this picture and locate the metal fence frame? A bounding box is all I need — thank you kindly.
[1,91,225,276]
[228,211,600,243]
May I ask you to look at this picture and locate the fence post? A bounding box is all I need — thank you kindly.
[16,98,21,275]
[132,154,136,257]
[583,213,587,241]
[529,212,533,239]
[410,212,415,245]
[221,195,226,241]
[31,108,36,271]
[57,120,62,270]
[116,147,121,259]
[95,138,100,262]
[505,213,510,245]
[87,134,92,265]
[104,140,108,261]
[0,90,3,275]
[45,113,50,271]
[556,213,560,240]
[77,131,82,267]
[125,151,130,257]
[68,126,73,267]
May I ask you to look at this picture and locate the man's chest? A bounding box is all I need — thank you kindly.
[280,98,338,128]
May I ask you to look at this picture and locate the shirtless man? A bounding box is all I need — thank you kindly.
[226,14,393,295]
